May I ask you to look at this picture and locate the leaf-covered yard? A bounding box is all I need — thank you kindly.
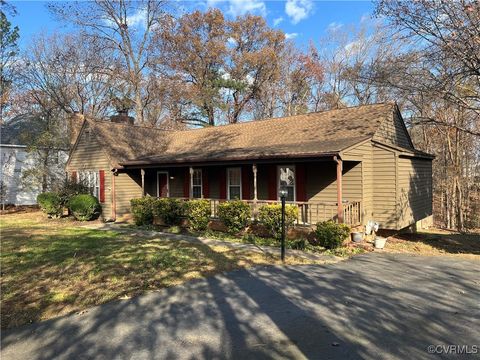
[0,212,320,330]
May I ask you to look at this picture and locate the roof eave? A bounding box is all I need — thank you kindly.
[119,151,341,168]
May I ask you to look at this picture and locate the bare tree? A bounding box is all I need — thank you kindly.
[49,0,167,123]
[376,0,480,134]
[21,33,118,119]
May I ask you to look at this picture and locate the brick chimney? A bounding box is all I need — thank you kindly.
[70,112,84,148]
[110,109,134,125]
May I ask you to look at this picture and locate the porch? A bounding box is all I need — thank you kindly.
[124,158,363,227]
[198,198,361,227]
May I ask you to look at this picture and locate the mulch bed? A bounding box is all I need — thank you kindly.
[0,205,40,215]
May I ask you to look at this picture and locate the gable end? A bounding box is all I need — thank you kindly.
[373,105,414,150]
[66,122,113,171]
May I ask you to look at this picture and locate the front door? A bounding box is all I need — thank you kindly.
[157,172,169,197]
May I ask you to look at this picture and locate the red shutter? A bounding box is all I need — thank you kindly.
[71,171,77,182]
[241,165,250,200]
[295,164,307,202]
[219,168,227,200]
[99,170,105,203]
[183,168,190,198]
[202,169,210,198]
[267,165,277,200]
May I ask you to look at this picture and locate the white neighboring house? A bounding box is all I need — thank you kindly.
[0,144,68,206]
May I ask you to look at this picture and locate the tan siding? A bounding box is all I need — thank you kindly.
[343,141,373,222]
[373,112,414,150]
[305,161,362,223]
[372,146,397,229]
[67,124,113,219]
[397,157,433,229]
[306,162,362,203]
[169,168,186,198]
[208,168,220,199]
[257,164,270,200]
[115,171,142,218]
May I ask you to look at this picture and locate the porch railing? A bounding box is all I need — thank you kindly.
[174,197,362,227]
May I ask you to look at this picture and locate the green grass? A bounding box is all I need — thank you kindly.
[0,212,322,329]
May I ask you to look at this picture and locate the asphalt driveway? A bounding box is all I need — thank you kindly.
[2,253,479,359]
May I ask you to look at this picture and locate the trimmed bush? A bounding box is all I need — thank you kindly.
[57,179,90,206]
[153,198,185,225]
[186,199,211,231]
[130,197,156,226]
[257,204,298,239]
[218,200,251,234]
[68,194,101,221]
[314,221,350,249]
[37,192,63,218]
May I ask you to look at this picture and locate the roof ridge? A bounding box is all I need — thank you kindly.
[170,102,394,135]
[87,118,176,132]
[87,102,394,135]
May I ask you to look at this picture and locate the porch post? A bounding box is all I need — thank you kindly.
[141,168,145,197]
[252,164,258,220]
[189,166,194,199]
[334,156,344,223]
[252,164,258,201]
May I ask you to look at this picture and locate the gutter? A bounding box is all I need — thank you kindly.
[118,152,341,169]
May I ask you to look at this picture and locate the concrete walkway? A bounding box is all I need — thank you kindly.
[2,253,479,359]
[80,222,339,262]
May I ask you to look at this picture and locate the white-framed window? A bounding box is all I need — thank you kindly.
[78,170,100,199]
[227,167,242,200]
[191,169,202,198]
[278,165,295,202]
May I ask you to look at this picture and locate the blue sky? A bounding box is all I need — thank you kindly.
[10,0,375,50]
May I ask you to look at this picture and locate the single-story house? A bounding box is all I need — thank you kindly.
[66,103,434,230]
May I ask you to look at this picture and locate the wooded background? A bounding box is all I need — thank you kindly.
[1,0,479,231]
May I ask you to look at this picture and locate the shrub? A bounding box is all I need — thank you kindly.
[37,192,63,218]
[130,197,156,226]
[186,199,211,232]
[153,198,185,225]
[218,200,251,234]
[287,237,310,251]
[257,204,298,239]
[314,221,351,249]
[68,194,101,221]
[57,179,90,206]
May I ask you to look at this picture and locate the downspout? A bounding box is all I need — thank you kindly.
[111,169,118,222]
[334,155,344,224]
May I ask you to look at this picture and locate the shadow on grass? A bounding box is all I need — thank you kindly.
[391,231,480,255]
[1,253,479,359]
[0,221,276,330]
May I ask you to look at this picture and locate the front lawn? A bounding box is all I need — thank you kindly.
[0,212,322,330]
[386,229,480,259]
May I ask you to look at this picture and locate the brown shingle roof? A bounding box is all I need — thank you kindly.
[89,103,396,168]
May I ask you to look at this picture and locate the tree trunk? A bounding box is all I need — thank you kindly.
[41,150,50,192]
